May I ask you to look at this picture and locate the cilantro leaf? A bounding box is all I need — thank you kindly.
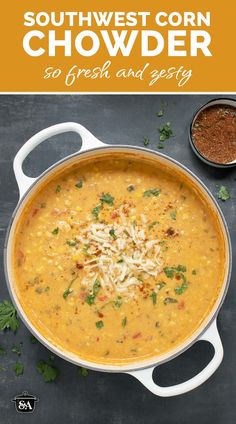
[143,188,161,198]
[78,366,89,377]
[95,320,104,329]
[109,228,117,239]
[175,282,189,295]
[0,300,20,332]
[217,185,230,201]
[52,227,59,235]
[85,280,101,305]
[159,122,173,141]
[55,185,61,193]
[100,193,114,206]
[121,317,127,327]
[143,137,150,146]
[12,362,24,376]
[36,360,59,382]
[11,344,22,356]
[92,204,102,219]
[150,292,157,305]
[170,209,177,220]
[75,178,83,189]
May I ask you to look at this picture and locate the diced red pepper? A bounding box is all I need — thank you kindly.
[133,332,142,339]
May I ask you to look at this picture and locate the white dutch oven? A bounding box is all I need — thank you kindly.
[4,123,232,397]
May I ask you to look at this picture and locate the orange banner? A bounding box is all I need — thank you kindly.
[0,0,235,92]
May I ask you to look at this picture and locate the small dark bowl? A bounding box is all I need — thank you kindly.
[189,98,236,168]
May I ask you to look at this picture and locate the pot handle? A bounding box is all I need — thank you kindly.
[13,122,107,198]
[127,319,223,397]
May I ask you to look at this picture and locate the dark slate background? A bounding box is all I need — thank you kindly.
[0,95,235,424]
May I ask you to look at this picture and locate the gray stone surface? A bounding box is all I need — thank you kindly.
[0,94,235,423]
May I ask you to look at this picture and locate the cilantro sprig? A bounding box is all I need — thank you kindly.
[0,300,20,332]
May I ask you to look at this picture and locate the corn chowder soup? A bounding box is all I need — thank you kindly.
[13,155,225,365]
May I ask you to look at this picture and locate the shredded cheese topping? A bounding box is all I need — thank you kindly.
[76,213,163,298]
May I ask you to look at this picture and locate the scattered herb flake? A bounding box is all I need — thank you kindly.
[170,209,177,220]
[75,178,83,189]
[66,240,77,247]
[78,366,89,377]
[12,362,24,376]
[192,269,197,275]
[150,292,157,305]
[156,108,164,117]
[122,317,127,327]
[100,193,114,206]
[55,185,61,193]
[52,227,59,235]
[63,278,77,300]
[159,122,173,141]
[217,185,230,201]
[143,188,161,198]
[11,344,22,356]
[175,281,189,295]
[156,281,166,290]
[109,228,117,239]
[36,360,59,382]
[92,204,102,219]
[85,280,101,305]
[0,300,20,332]
[143,137,150,146]
[148,221,159,230]
[96,320,104,329]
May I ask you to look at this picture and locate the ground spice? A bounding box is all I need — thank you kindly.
[192,104,236,164]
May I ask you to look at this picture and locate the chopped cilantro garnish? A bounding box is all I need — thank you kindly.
[109,228,117,239]
[122,317,127,327]
[92,204,102,219]
[159,122,173,141]
[55,185,61,193]
[11,344,22,356]
[100,193,114,206]
[156,108,164,117]
[148,221,159,230]
[150,292,157,305]
[66,240,77,247]
[170,209,177,220]
[63,277,77,300]
[78,366,89,377]
[85,280,101,305]
[143,137,150,146]
[75,178,83,189]
[217,185,230,201]
[36,360,59,382]
[192,269,197,275]
[156,281,166,290]
[143,188,161,198]
[0,300,20,332]
[52,227,59,235]
[12,362,24,376]
[114,297,122,308]
[175,282,189,295]
[96,320,104,329]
